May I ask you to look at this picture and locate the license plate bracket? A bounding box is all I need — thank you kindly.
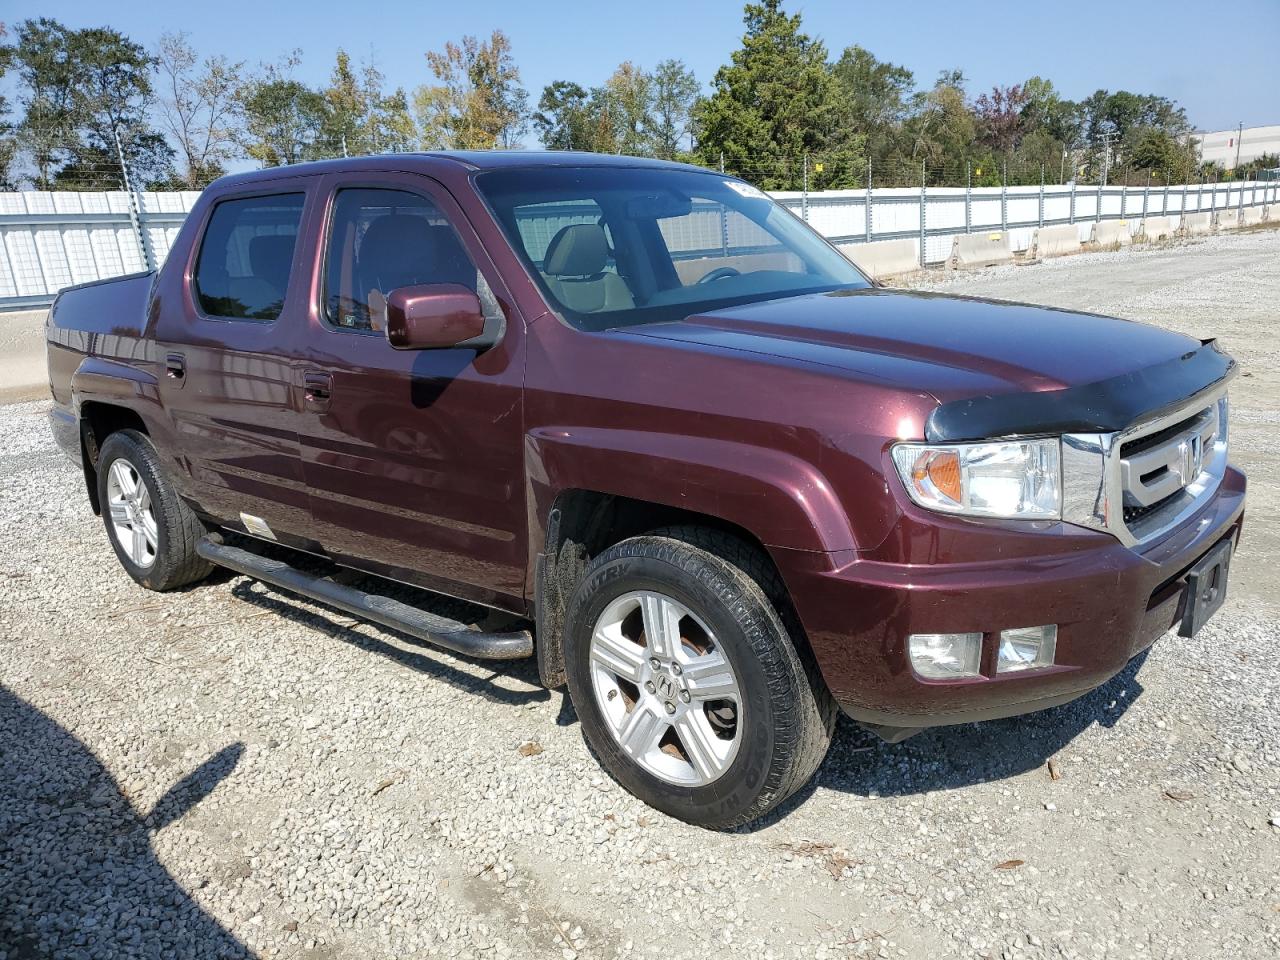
[1178,538,1233,638]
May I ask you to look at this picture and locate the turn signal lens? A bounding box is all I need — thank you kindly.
[892,439,1062,519]
[914,451,962,504]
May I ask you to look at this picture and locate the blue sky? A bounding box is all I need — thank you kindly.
[18,0,1280,132]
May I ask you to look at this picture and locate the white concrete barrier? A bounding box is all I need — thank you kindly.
[949,232,1012,270]
[1216,209,1240,230]
[1267,206,1279,222]
[1241,205,1266,226]
[838,238,920,280]
[1090,220,1133,247]
[1181,212,1213,236]
[1140,216,1176,241]
[1031,224,1082,259]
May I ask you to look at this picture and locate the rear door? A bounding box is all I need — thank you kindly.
[295,172,528,609]
[153,182,318,543]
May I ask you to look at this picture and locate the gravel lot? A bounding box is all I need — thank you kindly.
[2,230,1278,960]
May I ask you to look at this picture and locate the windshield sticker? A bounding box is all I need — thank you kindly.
[724,180,768,200]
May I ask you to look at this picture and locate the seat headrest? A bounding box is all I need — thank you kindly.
[248,235,295,280]
[358,215,475,292]
[544,223,609,277]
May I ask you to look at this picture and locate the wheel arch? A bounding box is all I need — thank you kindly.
[77,401,152,516]
[533,488,824,693]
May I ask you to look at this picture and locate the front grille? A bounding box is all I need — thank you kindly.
[1116,398,1225,542]
[1123,493,1179,525]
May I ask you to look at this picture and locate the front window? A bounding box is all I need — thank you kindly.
[477,166,869,330]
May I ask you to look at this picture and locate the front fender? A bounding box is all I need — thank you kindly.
[524,426,856,557]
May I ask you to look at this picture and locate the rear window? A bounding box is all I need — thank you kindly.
[193,194,306,321]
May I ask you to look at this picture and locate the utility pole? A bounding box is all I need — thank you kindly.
[1234,121,1244,172]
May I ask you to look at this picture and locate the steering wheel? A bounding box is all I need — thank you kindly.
[696,266,742,284]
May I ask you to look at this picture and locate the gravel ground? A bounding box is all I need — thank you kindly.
[2,231,1278,960]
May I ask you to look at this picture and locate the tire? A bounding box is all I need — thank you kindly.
[562,527,835,829]
[96,429,213,591]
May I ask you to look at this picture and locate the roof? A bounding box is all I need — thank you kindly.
[213,150,714,189]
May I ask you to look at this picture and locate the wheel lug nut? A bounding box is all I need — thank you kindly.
[679,690,691,703]
[670,663,682,676]
[644,681,656,694]
[649,657,661,670]
[664,702,676,715]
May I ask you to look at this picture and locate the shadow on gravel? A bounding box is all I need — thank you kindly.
[744,651,1151,831]
[228,580,550,708]
[0,685,252,958]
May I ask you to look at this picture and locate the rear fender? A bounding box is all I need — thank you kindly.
[70,358,192,508]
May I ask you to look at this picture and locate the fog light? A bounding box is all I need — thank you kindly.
[909,632,983,679]
[997,625,1058,673]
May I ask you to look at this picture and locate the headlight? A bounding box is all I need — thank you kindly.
[891,439,1061,519]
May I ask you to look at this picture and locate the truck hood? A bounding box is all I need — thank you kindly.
[620,287,1202,404]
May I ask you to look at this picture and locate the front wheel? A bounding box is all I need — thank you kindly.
[563,530,834,829]
[96,430,213,591]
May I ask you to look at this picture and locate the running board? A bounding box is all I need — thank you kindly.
[195,536,533,661]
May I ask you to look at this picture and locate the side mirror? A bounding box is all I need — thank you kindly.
[385,283,486,350]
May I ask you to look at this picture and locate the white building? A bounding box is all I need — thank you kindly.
[1194,124,1280,168]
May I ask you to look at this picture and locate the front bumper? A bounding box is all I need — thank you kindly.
[779,466,1247,734]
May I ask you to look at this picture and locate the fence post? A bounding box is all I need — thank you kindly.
[802,153,809,222]
[965,162,972,234]
[1069,179,1076,225]
[1038,164,1044,229]
[113,125,156,273]
[919,160,927,268]
[1121,183,1127,222]
[1197,176,1203,214]
[1000,162,1007,233]
[865,158,873,243]
[1163,174,1169,215]
[1096,174,1103,224]
[1210,175,1217,221]
[1142,175,1150,221]
[1237,174,1244,219]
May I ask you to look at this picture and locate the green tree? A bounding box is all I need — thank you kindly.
[694,0,838,189]
[316,51,416,156]
[7,18,173,189]
[829,44,913,163]
[648,59,699,159]
[903,69,977,182]
[1129,127,1197,182]
[414,30,529,149]
[236,52,327,167]
[533,80,592,150]
[0,23,16,189]
[154,32,242,188]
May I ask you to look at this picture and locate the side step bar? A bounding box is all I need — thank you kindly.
[195,536,533,661]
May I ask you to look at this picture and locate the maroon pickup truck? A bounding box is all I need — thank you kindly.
[46,152,1244,828]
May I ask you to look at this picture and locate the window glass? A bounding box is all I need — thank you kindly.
[323,187,498,333]
[477,167,867,330]
[194,194,305,321]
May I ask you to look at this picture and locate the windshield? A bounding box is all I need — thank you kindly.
[476,166,870,330]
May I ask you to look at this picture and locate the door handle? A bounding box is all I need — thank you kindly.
[165,352,186,387]
[304,371,333,408]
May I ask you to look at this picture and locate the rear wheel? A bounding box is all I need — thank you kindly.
[96,430,213,591]
[563,529,834,829]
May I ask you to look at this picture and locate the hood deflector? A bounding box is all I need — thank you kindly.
[923,340,1236,443]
